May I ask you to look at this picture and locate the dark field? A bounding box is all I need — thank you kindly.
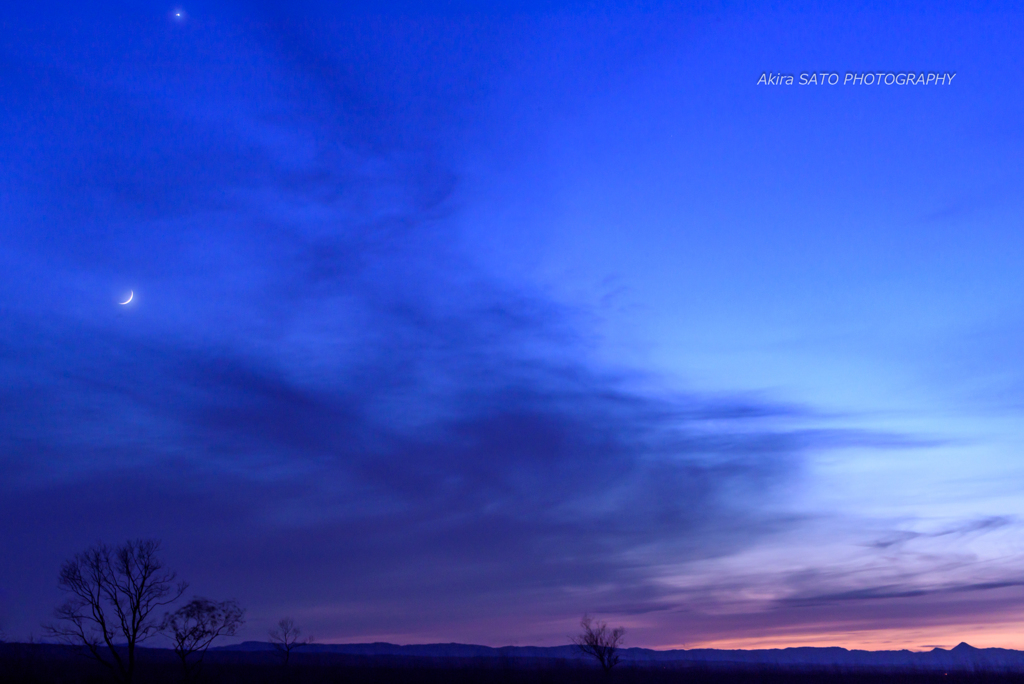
[5,645,1024,684]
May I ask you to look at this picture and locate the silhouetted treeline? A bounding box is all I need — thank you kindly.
[6,643,1024,684]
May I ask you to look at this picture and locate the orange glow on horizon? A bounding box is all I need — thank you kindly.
[659,622,1024,652]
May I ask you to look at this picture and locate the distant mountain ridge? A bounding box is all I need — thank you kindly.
[213,640,1024,670]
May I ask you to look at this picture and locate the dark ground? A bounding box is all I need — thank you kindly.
[5,644,1024,684]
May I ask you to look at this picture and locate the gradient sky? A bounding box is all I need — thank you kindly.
[3,0,1024,651]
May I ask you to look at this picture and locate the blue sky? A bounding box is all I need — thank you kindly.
[2,0,1024,650]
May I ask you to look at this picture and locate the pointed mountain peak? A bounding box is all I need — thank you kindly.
[952,642,976,651]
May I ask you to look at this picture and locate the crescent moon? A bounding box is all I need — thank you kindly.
[119,291,134,305]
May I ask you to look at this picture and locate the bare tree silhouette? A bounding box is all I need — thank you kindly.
[44,539,187,684]
[162,598,245,681]
[268,617,312,665]
[572,614,626,674]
